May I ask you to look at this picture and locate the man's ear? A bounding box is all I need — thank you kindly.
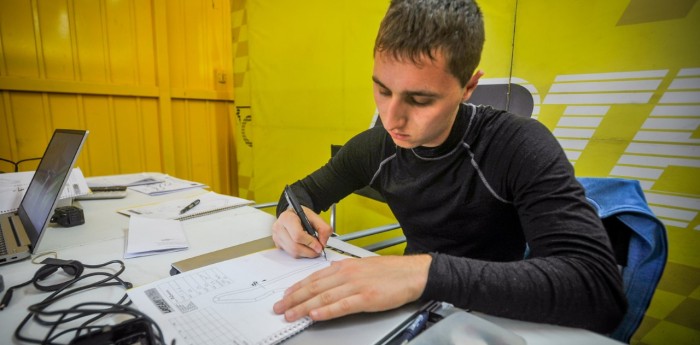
[461,70,484,102]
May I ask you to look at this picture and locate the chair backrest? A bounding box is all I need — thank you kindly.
[369,82,534,131]
[578,177,668,343]
[469,83,534,118]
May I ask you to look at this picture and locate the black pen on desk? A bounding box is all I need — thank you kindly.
[284,185,327,260]
[179,199,200,215]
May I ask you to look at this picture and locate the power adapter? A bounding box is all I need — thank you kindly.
[50,206,85,227]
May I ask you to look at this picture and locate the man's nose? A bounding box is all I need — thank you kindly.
[382,98,406,130]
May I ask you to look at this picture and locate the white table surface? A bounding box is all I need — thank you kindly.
[0,187,622,345]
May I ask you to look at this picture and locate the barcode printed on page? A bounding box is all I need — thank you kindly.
[145,288,173,314]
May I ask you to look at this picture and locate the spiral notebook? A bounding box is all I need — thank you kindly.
[118,191,253,220]
[128,248,350,345]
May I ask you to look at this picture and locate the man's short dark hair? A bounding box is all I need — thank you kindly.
[374,0,485,87]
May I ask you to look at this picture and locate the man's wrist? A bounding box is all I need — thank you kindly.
[408,254,432,300]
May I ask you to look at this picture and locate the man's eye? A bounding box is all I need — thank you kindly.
[409,97,432,106]
[378,89,391,96]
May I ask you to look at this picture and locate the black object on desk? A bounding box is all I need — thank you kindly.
[74,186,128,200]
[50,206,85,227]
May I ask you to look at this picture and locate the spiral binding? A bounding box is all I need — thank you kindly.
[260,316,314,345]
[175,204,250,221]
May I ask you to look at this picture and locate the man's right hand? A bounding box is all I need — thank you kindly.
[271,207,332,258]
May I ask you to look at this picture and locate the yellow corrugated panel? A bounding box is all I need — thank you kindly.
[0,0,236,195]
[170,99,233,193]
[36,1,75,80]
[82,95,119,175]
[72,0,108,82]
[0,0,40,77]
[6,92,52,161]
[104,0,138,84]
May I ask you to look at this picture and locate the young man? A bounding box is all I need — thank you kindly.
[271,0,626,333]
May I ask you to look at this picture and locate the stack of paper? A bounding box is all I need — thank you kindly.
[0,167,89,214]
[125,216,189,258]
[86,172,165,188]
[118,191,253,220]
[86,173,206,196]
[128,175,207,196]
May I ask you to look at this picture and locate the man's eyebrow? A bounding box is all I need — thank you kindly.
[372,76,440,97]
[372,76,387,89]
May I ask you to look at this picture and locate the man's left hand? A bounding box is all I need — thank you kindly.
[272,254,432,321]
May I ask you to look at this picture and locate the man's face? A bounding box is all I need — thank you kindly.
[372,51,475,148]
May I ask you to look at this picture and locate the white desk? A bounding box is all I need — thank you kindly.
[0,187,621,345]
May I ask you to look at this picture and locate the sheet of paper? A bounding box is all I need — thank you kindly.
[0,168,89,214]
[128,249,349,345]
[62,167,90,198]
[129,175,207,196]
[118,191,253,220]
[125,216,189,259]
[86,172,165,188]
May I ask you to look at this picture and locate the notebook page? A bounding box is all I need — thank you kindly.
[128,249,350,345]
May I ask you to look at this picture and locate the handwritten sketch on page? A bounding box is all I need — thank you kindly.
[128,249,349,345]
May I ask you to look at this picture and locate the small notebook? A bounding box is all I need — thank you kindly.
[118,191,253,220]
[124,216,189,259]
[128,248,350,345]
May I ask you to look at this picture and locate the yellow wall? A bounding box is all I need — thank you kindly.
[0,0,238,195]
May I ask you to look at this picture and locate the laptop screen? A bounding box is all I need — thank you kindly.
[17,129,88,253]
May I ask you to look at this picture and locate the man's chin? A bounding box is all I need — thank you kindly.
[391,139,417,149]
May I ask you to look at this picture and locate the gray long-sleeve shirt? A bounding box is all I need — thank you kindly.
[277,103,626,333]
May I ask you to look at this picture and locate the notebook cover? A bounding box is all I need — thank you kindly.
[170,236,276,274]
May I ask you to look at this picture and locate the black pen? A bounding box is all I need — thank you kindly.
[179,199,200,214]
[284,185,327,260]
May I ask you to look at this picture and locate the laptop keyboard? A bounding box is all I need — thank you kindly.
[0,222,7,255]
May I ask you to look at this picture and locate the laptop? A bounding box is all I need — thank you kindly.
[0,129,88,265]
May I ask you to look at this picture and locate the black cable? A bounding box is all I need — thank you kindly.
[5,258,170,345]
[11,259,130,343]
[1,258,87,310]
[0,157,42,173]
[27,260,130,314]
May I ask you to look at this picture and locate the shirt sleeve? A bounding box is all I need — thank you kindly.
[420,117,627,334]
[276,127,386,216]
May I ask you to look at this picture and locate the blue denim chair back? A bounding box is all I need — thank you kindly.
[578,177,668,343]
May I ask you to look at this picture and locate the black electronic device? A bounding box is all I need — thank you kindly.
[69,318,159,345]
[50,206,85,227]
